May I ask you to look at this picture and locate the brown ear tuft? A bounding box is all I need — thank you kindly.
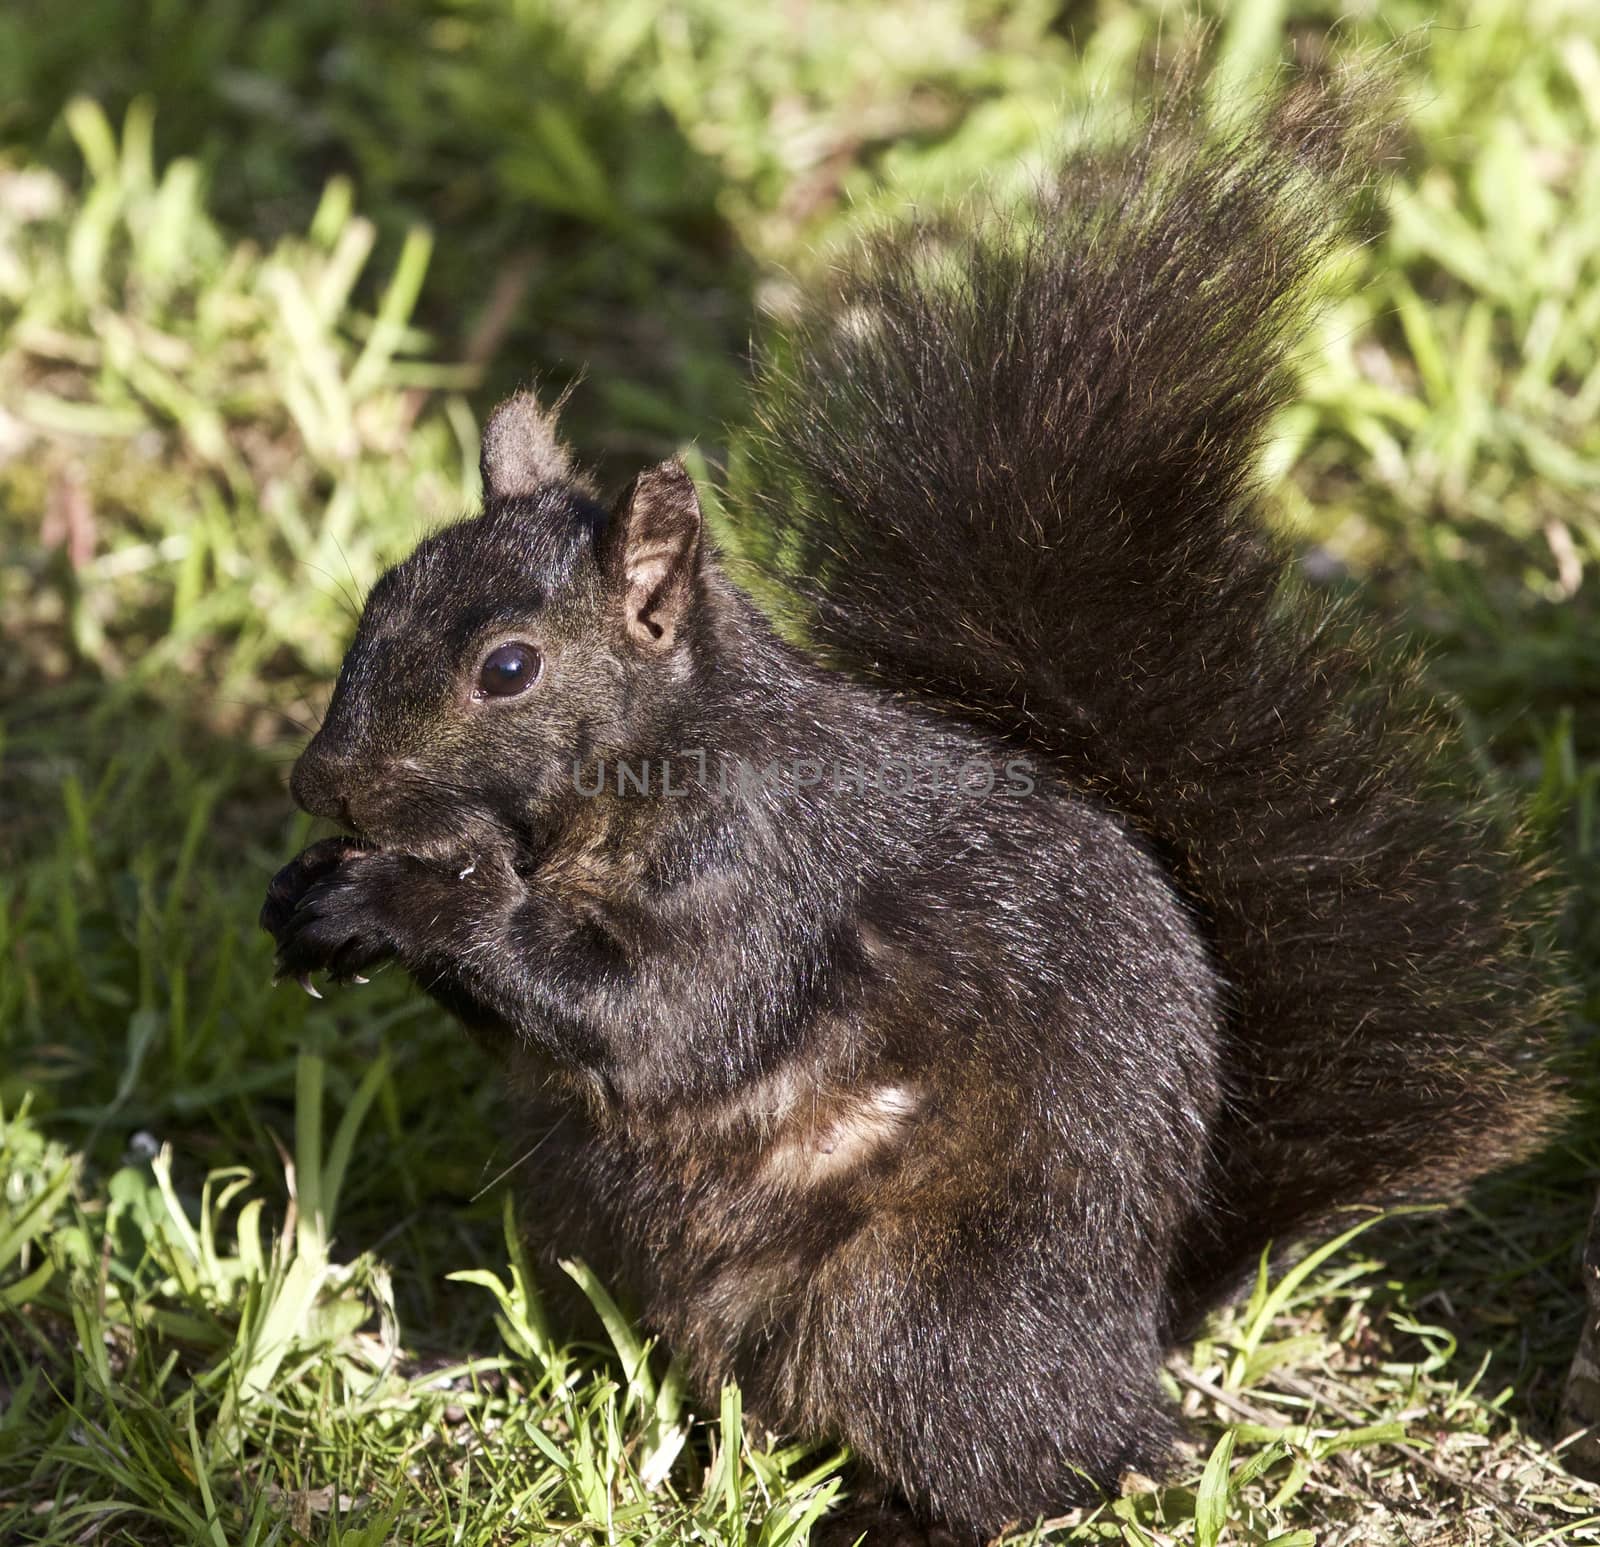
[603,460,703,651]
[480,391,577,500]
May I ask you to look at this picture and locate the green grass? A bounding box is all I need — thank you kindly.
[3,0,1599,1542]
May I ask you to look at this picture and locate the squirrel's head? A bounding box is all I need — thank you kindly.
[290,391,709,863]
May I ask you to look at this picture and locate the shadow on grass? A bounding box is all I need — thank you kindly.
[1364,1163,1591,1437]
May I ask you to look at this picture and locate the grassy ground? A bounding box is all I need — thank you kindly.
[2,0,1598,1542]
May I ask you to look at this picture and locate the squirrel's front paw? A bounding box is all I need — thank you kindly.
[263,840,393,993]
[260,837,373,942]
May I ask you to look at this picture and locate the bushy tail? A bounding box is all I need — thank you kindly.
[737,75,1568,1318]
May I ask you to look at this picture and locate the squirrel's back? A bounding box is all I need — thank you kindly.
[737,74,1569,1316]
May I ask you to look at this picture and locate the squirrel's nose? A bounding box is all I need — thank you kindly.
[290,742,357,830]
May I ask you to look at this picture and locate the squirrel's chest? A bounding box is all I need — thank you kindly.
[512,1064,944,1331]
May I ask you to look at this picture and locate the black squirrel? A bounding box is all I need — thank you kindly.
[260,79,1568,1542]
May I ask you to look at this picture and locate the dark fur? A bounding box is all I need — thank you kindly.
[261,81,1567,1542]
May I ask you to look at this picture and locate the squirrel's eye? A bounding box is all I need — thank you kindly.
[476,642,542,699]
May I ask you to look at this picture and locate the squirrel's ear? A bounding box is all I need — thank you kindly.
[602,460,702,652]
[480,391,575,501]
